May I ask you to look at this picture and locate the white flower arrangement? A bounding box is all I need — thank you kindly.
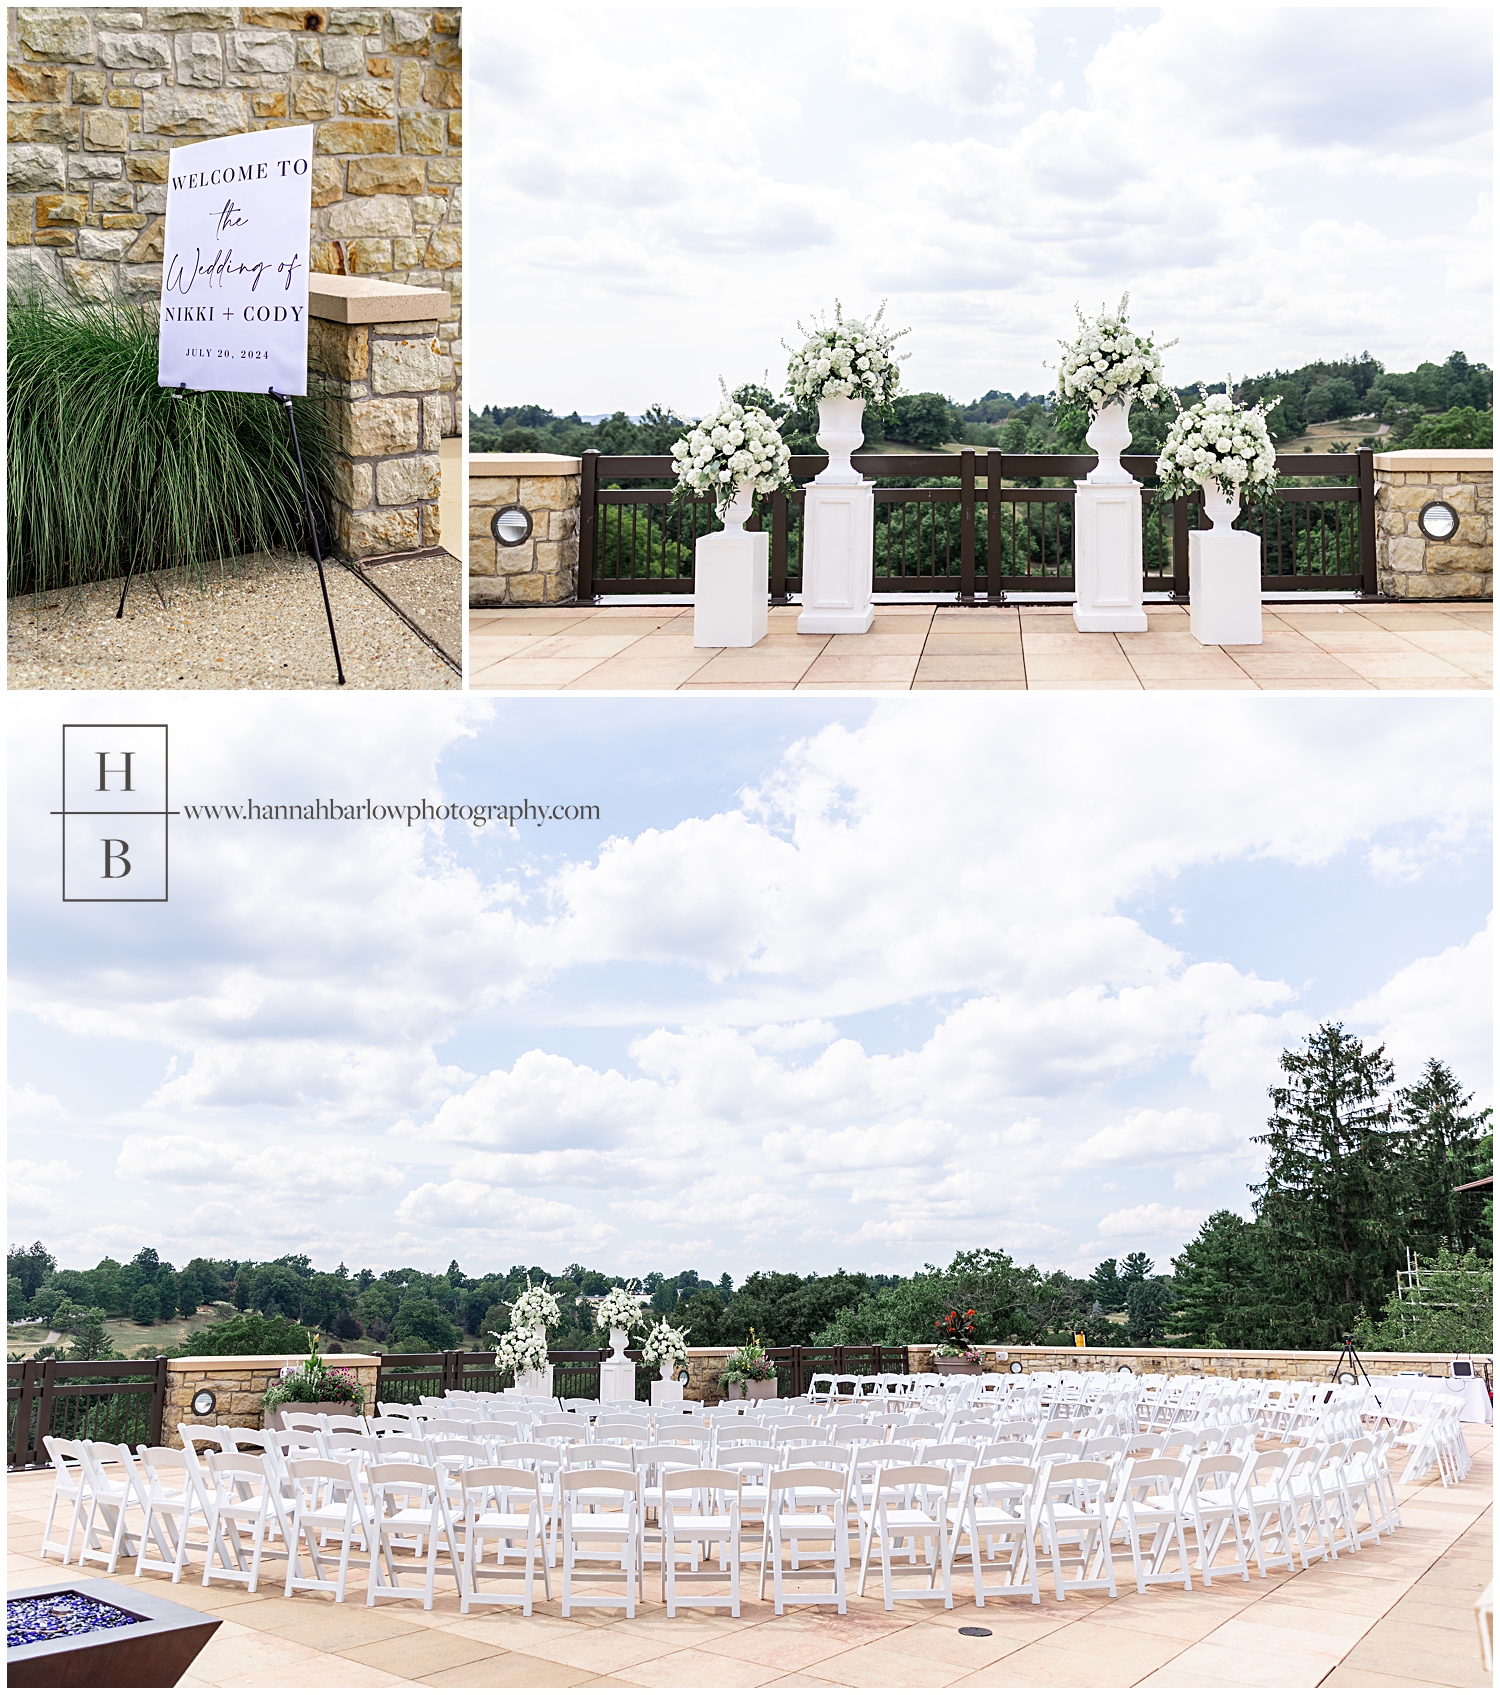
[595,1282,643,1335]
[491,1325,549,1377]
[1056,293,1174,417]
[640,1317,690,1369]
[783,300,908,411]
[670,387,793,519]
[507,1278,561,1332]
[1156,386,1280,500]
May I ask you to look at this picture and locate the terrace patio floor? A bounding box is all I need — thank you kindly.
[467,602,1492,692]
[6,1427,1490,1688]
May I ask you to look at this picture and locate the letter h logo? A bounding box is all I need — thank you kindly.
[59,725,171,901]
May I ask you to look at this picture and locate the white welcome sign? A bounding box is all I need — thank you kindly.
[157,124,313,396]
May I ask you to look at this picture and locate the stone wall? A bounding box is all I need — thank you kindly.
[681,1345,1474,1405]
[469,452,581,607]
[308,273,447,557]
[1375,451,1492,600]
[164,1352,380,1445]
[7,6,461,433]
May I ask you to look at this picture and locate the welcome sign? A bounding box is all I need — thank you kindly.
[157,125,314,396]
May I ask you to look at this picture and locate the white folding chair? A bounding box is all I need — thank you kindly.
[284,1458,375,1603]
[1181,1454,1251,1587]
[1113,1458,1193,1593]
[659,1468,743,1617]
[457,1465,552,1615]
[857,1463,955,1611]
[1037,1461,1118,1602]
[957,1462,1041,1606]
[366,1462,461,1609]
[39,1436,92,1565]
[201,1450,293,1592]
[128,1446,211,1583]
[758,1466,849,1616]
[72,1442,141,1574]
[559,1466,642,1617]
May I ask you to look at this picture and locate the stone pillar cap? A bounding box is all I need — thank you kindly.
[170,1353,382,1367]
[1372,450,1492,472]
[308,276,450,325]
[470,453,582,474]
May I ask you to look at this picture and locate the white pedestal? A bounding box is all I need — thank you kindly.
[798,480,874,634]
[694,528,768,648]
[514,1365,554,1399]
[1072,480,1146,633]
[599,1359,637,1404]
[1189,529,1262,645]
[650,1378,684,1406]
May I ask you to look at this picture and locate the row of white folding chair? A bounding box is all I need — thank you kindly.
[1394,1403,1470,1487]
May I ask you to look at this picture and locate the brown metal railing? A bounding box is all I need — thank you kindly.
[8,1357,167,1469]
[579,449,1375,602]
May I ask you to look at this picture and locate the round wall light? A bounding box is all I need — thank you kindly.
[1418,500,1459,541]
[492,505,533,547]
[1008,1361,1024,1375]
[191,1389,217,1416]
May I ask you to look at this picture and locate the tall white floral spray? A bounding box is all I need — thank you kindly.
[783,301,908,412]
[1156,385,1280,500]
[670,384,794,519]
[1056,293,1174,416]
[489,1276,561,1377]
[594,1282,644,1337]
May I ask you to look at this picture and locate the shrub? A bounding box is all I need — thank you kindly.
[1401,407,1493,451]
[174,1313,311,1357]
[6,289,334,597]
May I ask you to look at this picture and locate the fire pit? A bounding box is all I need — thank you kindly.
[7,1578,220,1688]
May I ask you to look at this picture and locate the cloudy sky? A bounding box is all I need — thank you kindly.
[8,693,1491,1286]
[470,5,1493,415]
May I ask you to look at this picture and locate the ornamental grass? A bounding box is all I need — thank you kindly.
[6,288,334,598]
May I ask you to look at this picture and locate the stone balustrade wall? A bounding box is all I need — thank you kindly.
[163,1352,380,1443]
[469,452,580,606]
[7,5,461,433]
[1375,451,1492,599]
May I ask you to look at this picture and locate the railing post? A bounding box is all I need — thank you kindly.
[150,1356,168,1447]
[770,490,788,602]
[1173,496,1191,601]
[11,1362,40,1468]
[1357,446,1377,597]
[577,448,598,603]
[31,1359,59,1467]
[960,448,976,604]
[986,450,1004,601]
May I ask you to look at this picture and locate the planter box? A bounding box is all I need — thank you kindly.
[8,1577,220,1688]
[264,1402,362,1431]
[933,1358,986,1376]
[725,1379,777,1401]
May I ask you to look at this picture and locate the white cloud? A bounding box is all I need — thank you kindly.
[1096,1202,1205,1240]
[1073,1109,1234,1167]
[7,1083,68,1122]
[8,1158,80,1214]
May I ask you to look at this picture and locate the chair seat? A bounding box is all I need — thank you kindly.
[570,1511,633,1533]
[670,1513,734,1535]
[470,1511,535,1535]
[774,1513,838,1534]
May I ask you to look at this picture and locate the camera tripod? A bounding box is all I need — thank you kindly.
[1330,1332,1372,1387]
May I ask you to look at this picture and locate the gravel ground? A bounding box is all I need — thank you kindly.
[8,551,459,690]
[357,550,462,668]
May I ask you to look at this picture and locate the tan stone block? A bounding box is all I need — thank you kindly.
[325,192,411,237]
[367,55,392,77]
[338,78,395,118]
[346,237,391,273]
[549,506,579,541]
[469,477,520,504]
[372,334,440,395]
[126,152,170,183]
[310,155,343,206]
[100,212,147,229]
[33,229,77,247]
[330,457,372,509]
[421,401,442,451]
[508,571,550,604]
[397,59,423,105]
[8,197,33,245]
[316,119,398,154]
[72,70,106,105]
[392,235,423,268]
[16,10,96,62]
[310,317,369,383]
[469,504,496,538]
[427,157,460,186]
[309,240,340,273]
[422,67,457,107]
[1382,484,1432,511]
[342,503,420,557]
[494,540,535,574]
[422,502,442,548]
[150,9,239,26]
[124,215,164,262]
[1435,483,1478,511]
[433,9,461,34]
[433,35,461,69]
[1454,514,1488,545]
[240,7,325,28]
[142,89,248,137]
[398,111,444,155]
[535,540,566,574]
[469,546,497,579]
[376,453,440,505]
[9,65,69,102]
[448,112,461,150]
[292,73,336,120]
[518,475,575,512]
[108,89,143,111]
[251,90,288,118]
[1427,539,1488,570]
[8,107,79,145]
[1384,533,1426,575]
[344,396,419,455]
[346,154,424,196]
[424,226,460,268]
[35,192,88,229]
[1401,569,1490,599]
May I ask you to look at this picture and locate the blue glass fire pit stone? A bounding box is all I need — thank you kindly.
[7,1577,220,1688]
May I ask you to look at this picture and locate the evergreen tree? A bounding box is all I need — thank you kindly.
[130,1285,159,1326]
[1253,1023,1401,1345]
[176,1268,203,1317]
[1125,1279,1174,1345]
[1120,1252,1154,1285]
[1087,1259,1123,1311]
[1395,1059,1492,1257]
[1172,1212,1270,1347]
[66,1309,118,1361]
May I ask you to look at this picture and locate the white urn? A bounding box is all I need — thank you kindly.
[658,1358,675,1381]
[1200,480,1241,531]
[607,1325,629,1362]
[720,479,755,531]
[814,395,866,485]
[1084,399,1135,485]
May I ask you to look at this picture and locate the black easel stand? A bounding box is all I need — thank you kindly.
[1331,1332,1373,1388]
[117,382,190,619]
[271,386,344,686]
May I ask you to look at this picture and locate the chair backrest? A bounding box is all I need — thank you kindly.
[768,1465,848,1503]
[774,1423,823,1444]
[287,1456,356,1501]
[278,1412,324,1434]
[208,1449,269,1494]
[560,1466,638,1499]
[498,1442,563,1474]
[969,1462,1037,1492]
[981,1441,1032,1463]
[792,1443,851,1467]
[1034,1438,1085,1463]
[421,1418,472,1439]
[533,1420,587,1442]
[919,1442,978,1465]
[660,1467,742,1502]
[461,1466,546,1510]
[370,1461,439,1494]
[872,1462,951,1499]
[470,1421,523,1442]
[320,1413,368,1435]
[1040,1460,1112,1494]
[429,1438,491,1467]
[563,1443,629,1469]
